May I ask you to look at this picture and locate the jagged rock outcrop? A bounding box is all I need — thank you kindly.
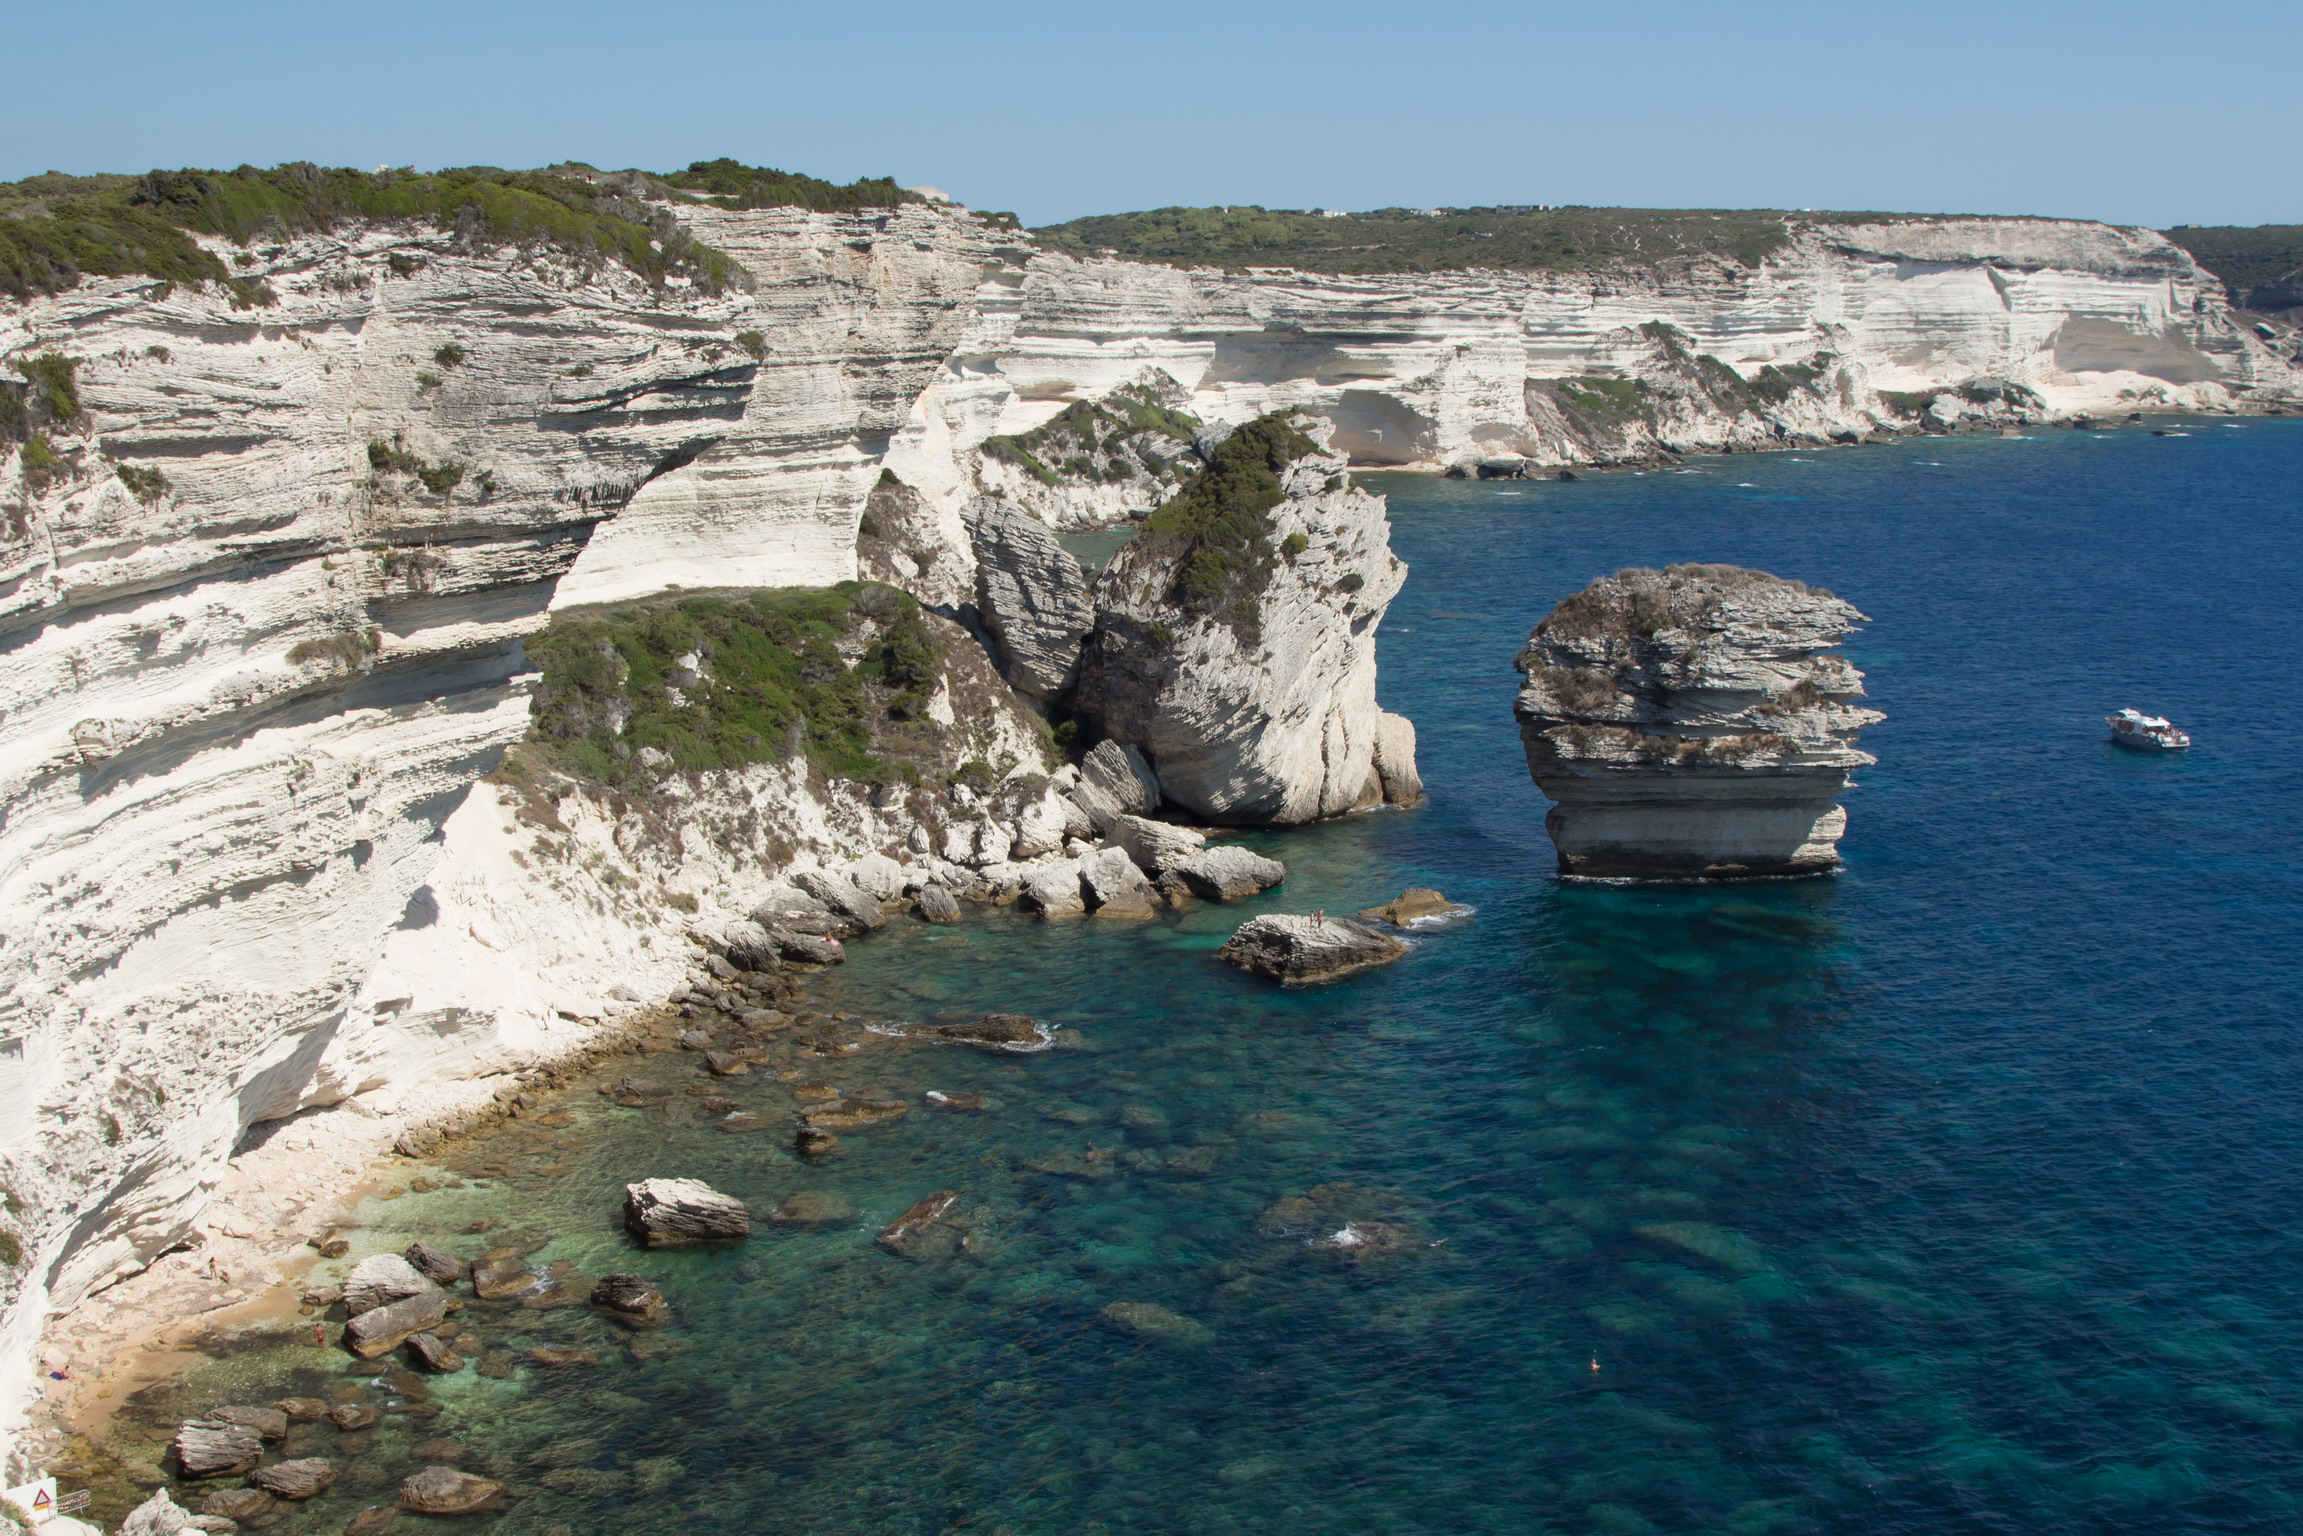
[1073,414,1420,824]
[1512,564,1881,879]
[960,497,1094,701]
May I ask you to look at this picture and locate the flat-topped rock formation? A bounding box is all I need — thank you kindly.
[1512,564,1881,879]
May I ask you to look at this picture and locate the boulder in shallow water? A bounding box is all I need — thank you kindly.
[195,1489,275,1525]
[1357,888,1467,926]
[344,1505,398,1536]
[915,884,961,924]
[1017,860,1087,919]
[1098,1301,1213,1347]
[249,1460,337,1501]
[342,1254,441,1318]
[327,1403,381,1431]
[1176,845,1287,902]
[624,1177,749,1245]
[794,1126,840,1157]
[589,1273,668,1327]
[528,1347,597,1367]
[401,1242,467,1285]
[343,1290,450,1359]
[208,1404,288,1441]
[404,1333,464,1373]
[609,1077,674,1107]
[1112,814,1204,875]
[875,1191,961,1261]
[802,1098,910,1131]
[774,931,845,966]
[276,1397,328,1423]
[397,1468,506,1517]
[1218,914,1406,983]
[468,1260,531,1300]
[924,1090,986,1112]
[1079,846,1157,916]
[173,1420,264,1478]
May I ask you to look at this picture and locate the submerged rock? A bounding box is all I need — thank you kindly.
[876,1191,961,1261]
[623,1177,750,1245]
[276,1397,329,1423]
[924,1090,987,1112]
[396,1468,506,1517]
[768,1191,857,1227]
[528,1347,597,1367]
[794,1126,841,1157]
[1098,1301,1213,1347]
[1511,563,1880,879]
[326,1403,381,1431]
[890,1013,1053,1052]
[609,1077,674,1107]
[1218,914,1407,983]
[589,1273,667,1327]
[249,1460,336,1501]
[1357,888,1467,926]
[468,1261,532,1300]
[802,1098,910,1131]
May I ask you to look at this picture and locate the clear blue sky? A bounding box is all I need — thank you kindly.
[9,0,2297,229]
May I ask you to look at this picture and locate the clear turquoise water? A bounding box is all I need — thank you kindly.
[118,421,2303,1535]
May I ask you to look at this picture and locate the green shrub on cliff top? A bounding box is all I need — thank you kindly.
[0,160,883,299]
[1132,411,1320,642]
[527,582,940,785]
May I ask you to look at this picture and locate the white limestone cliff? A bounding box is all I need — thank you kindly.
[1073,415,1418,824]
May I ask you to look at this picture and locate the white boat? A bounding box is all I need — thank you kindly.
[2107,708,2189,750]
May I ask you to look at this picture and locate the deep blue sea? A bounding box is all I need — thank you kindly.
[117,419,2303,1536]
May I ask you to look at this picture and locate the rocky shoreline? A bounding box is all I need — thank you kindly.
[33,854,1464,1528]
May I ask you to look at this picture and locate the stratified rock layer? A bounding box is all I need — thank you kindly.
[1511,564,1880,879]
[961,497,1094,702]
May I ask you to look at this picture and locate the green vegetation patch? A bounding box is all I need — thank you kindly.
[2161,224,2303,310]
[0,161,752,300]
[527,583,940,786]
[1555,375,1651,423]
[1034,204,1794,275]
[1131,411,1320,642]
[980,381,1201,488]
[656,159,913,213]
[1746,360,1823,405]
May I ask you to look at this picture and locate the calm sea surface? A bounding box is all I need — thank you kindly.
[115,420,2303,1535]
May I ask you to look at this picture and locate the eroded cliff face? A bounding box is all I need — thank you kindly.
[1512,564,1880,879]
[1074,416,1417,825]
[881,218,2300,530]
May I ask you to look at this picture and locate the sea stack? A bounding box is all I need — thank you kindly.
[1511,564,1880,879]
